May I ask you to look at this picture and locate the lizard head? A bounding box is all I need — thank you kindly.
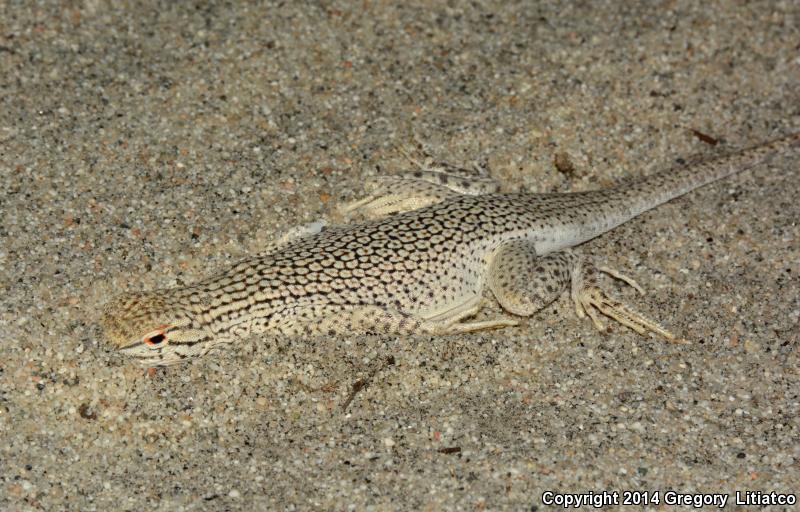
[100,291,215,367]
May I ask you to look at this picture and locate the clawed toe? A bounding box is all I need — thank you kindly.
[575,286,684,343]
[597,266,645,295]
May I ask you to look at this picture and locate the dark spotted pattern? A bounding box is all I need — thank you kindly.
[102,132,798,364]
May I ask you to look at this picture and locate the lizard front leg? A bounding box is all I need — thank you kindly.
[340,176,463,218]
[277,302,516,337]
[341,144,501,219]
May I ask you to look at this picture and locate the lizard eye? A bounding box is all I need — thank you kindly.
[143,331,168,348]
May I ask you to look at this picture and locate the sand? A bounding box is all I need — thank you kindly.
[1,1,798,510]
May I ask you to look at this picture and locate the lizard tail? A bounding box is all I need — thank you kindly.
[619,131,800,218]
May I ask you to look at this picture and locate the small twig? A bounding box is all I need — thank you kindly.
[341,378,368,411]
[341,355,395,411]
[689,129,719,146]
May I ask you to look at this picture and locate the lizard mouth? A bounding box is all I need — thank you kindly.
[119,344,186,367]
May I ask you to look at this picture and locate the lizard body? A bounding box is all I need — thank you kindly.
[101,132,799,366]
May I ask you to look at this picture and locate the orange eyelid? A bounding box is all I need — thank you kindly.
[143,325,170,346]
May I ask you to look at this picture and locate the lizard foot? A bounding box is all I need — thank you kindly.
[572,264,687,343]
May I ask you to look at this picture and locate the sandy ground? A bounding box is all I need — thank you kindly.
[1,1,799,510]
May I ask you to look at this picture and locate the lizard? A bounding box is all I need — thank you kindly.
[101,131,799,366]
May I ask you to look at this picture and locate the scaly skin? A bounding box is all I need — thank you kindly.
[101,132,799,366]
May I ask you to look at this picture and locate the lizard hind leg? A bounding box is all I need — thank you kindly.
[487,240,574,316]
[487,241,684,342]
[571,259,686,343]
